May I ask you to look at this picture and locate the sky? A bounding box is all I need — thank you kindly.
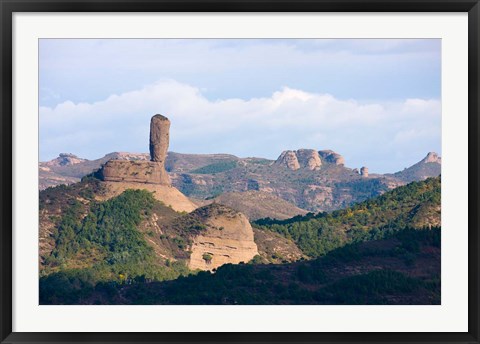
[39,39,441,173]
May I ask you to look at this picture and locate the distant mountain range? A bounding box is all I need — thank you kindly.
[39,149,441,214]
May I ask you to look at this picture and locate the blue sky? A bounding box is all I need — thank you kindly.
[39,39,441,173]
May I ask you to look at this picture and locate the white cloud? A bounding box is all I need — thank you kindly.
[39,79,441,173]
[39,39,441,110]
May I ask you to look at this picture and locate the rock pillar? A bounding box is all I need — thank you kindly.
[150,114,170,164]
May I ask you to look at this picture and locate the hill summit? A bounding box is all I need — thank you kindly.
[274,149,345,170]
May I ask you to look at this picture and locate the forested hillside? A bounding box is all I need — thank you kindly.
[41,228,440,305]
[254,177,440,257]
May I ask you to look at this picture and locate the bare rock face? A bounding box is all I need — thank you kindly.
[275,149,322,171]
[99,181,197,212]
[188,204,258,271]
[44,153,86,167]
[422,152,442,164]
[150,114,170,164]
[360,166,369,177]
[318,150,345,165]
[296,149,322,170]
[99,114,171,185]
[275,150,300,170]
[99,160,170,185]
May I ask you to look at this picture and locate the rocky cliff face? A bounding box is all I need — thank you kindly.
[275,149,344,171]
[296,149,322,170]
[99,160,170,185]
[318,150,345,165]
[188,204,258,271]
[99,114,171,185]
[99,181,197,212]
[422,152,442,164]
[274,150,301,170]
[150,114,170,164]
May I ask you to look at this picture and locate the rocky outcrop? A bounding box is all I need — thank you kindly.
[275,148,345,170]
[275,148,347,170]
[99,181,197,212]
[360,166,369,177]
[150,114,170,164]
[422,152,442,164]
[390,152,441,183]
[188,204,258,271]
[99,160,170,185]
[275,149,322,171]
[99,114,171,185]
[296,149,322,170]
[274,151,300,170]
[318,150,345,165]
[44,153,86,167]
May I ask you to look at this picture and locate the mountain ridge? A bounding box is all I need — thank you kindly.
[39,150,441,213]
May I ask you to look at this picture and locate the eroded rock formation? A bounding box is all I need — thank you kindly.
[275,148,346,170]
[99,160,170,185]
[274,150,301,170]
[360,166,369,177]
[150,114,170,163]
[296,149,322,170]
[275,149,322,171]
[99,114,171,185]
[318,150,345,165]
[422,152,442,164]
[188,204,258,271]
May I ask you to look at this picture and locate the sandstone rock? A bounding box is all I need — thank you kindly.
[360,166,369,177]
[188,204,258,271]
[150,114,170,164]
[99,181,197,212]
[296,149,322,170]
[274,150,300,170]
[318,150,345,165]
[98,114,171,185]
[99,160,170,185]
[422,152,442,164]
[275,149,323,170]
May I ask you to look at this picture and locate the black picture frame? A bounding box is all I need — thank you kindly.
[1,0,479,343]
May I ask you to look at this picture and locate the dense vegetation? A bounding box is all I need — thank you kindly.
[39,176,441,305]
[40,228,440,305]
[334,178,388,205]
[254,177,440,257]
[40,189,192,304]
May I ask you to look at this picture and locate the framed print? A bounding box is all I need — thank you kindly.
[1,0,479,343]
